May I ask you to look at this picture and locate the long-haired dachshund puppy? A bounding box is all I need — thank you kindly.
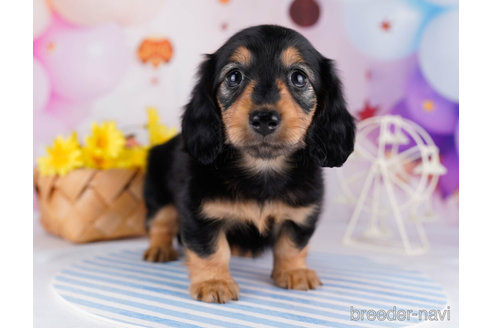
[143,25,355,303]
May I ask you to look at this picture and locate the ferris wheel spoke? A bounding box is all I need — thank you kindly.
[364,138,380,154]
[387,168,409,184]
[392,146,421,161]
[391,166,413,183]
[386,146,422,168]
[395,156,422,170]
[355,140,378,160]
[387,170,417,199]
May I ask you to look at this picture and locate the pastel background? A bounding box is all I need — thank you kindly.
[33,0,458,221]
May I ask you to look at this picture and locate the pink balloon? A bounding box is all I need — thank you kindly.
[33,112,70,161]
[44,97,91,129]
[34,0,51,38]
[33,17,131,102]
[50,0,166,27]
[33,58,51,113]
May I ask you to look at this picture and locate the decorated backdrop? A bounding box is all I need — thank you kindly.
[33,0,458,216]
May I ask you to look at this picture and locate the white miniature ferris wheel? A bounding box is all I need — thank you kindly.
[338,115,447,255]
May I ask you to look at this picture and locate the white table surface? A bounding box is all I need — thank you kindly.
[34,201,458,328]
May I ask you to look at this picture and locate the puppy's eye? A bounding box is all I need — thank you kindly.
[290,70,308,88]
[225,70,243,88]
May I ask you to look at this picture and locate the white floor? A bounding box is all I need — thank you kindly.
[34,196,458,328]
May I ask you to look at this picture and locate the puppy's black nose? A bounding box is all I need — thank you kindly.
[249,110,281,136]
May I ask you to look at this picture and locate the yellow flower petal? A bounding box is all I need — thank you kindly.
[147,107,178,146]
[114,146,148,169]
[83,121,125,169]
[147,107,160,127]
[36,133,83,176]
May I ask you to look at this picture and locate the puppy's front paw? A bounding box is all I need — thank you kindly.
[190,279,239,303]
[272,268,322,290]
[143,246,178,263]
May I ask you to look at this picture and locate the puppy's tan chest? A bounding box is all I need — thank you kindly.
[200,199,316,233]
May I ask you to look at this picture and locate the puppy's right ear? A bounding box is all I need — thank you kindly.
[181,55,223,165]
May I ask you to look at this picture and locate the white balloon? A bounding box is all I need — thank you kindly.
[344,0,426,60]
[418,10,458,101]
[33,58,51,113]
[33,0,51,38]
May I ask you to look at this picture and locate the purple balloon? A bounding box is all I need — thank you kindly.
[454,119,459,154]
[405,69,458,135]
[390,99,411,118]
[390,99,458,198]
[438,149,459,198]
[431,133,455,154]
[33,16,130,102]
[390,99,454,154]
[368,55,418,114]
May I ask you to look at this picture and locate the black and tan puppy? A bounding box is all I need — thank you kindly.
[143,25,355,303]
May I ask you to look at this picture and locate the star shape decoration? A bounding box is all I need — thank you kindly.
[47,41,56,52]
[422,99,435,112]
[380,20,392,32]
[358,101,379,120]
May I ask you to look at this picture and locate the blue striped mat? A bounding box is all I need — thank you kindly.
[52,249,448,327]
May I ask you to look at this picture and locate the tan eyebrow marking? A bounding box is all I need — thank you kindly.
[281,47,305,67]
[229,46,252,65]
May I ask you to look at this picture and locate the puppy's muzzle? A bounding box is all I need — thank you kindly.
[249,109,281,136]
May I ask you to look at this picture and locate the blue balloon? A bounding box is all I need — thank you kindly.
[424,0,458,7]
[418,9,459,101]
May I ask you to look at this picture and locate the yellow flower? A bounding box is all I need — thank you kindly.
[37,133,83,176]
[83,121,125,169]
[114,146,148,169]
[147,107,178,146]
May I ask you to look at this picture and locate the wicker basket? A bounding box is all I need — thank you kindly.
[34,168,146,243]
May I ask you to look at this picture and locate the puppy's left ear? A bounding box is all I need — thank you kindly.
[181,55,223,165]
[306,58,355,167]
